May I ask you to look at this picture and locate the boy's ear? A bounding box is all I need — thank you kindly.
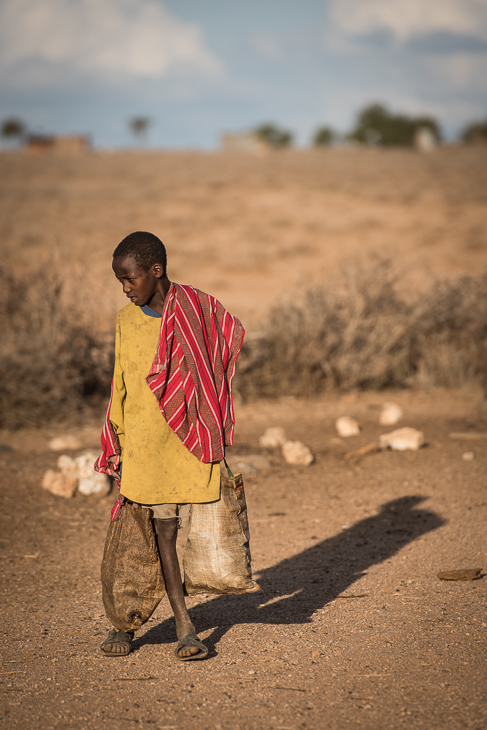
[153,263,164,278]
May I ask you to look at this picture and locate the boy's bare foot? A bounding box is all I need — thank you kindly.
[100,629,133,656]
[175,632,208,661]
[154,517,206,660]
[175,617,202,658]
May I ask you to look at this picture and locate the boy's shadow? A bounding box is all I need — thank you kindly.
[135,495,444,655]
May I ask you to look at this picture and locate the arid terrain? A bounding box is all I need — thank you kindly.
[0,148,486,729]
[1,146,487,328]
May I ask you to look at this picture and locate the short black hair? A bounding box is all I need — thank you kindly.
[113,231,167,273]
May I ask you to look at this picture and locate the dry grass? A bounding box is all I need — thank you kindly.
[237,262,487,399]
[1,259,485,428]
[0,263,113,428]
[1,148,487,426]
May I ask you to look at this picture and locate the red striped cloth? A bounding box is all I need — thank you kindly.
[94,283,244,520]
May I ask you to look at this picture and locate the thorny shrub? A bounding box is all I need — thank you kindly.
[0,265,113,428]
[1,260,486,427]
[236,262,487,399]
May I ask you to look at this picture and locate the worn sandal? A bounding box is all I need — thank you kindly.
[175,633,208,661]
[100,629,134,657]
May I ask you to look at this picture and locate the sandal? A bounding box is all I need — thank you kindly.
[100,629,134,657]
[175,633,208,661]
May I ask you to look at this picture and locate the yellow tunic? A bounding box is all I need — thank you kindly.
[109,303,220,504]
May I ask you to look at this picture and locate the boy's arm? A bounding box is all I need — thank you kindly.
[109,316,125,457]
[94,315,125,481]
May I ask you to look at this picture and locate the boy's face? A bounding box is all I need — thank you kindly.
[112,255,163,307]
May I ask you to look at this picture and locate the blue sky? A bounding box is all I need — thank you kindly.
[1,0,486,148]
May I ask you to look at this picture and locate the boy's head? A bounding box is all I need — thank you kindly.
[113,231,167,275]
[112,231,168,308]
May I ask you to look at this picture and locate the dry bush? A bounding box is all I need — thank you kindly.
[0,263,113,428]
[237,263,487,399]
[2,258,486,428]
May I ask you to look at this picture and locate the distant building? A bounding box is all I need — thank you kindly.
[26,134,91,155]
[221,131,270,154]
[414,127,437,153]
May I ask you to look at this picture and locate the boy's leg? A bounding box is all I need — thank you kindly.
[153,517,202,658]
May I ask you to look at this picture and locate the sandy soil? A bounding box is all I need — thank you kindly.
[1,147,486,728]
[1,146,486,329]
[1,388,486,730]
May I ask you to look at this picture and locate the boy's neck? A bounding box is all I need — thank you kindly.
[147,277,170,315]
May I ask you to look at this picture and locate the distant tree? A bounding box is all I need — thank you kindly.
[348,104,441,147]
[461,118,487,144]
[313,126,336,147]
[254,123,293,148]
[129,117,151,144]
[1,117,26,144]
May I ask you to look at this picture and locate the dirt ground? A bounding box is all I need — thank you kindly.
[1,388,486,730]
[1,146,487,330]
[1,147,486,728]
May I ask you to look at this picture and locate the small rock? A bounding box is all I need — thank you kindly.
[49,435,82,451]
[234,462,259,476]
[78,472,111,496]
[74,452,110,495]
[228,454,272,473]
[282,440,314,466]
[335,416,360,438]
[462,451,474,461]
[48,451,110,497]
[259,427,287,448]
[379,427,425,451]
[379,402,403,426]
[57,454,76,473]
[41,469,78,498]
[437,568,482,581]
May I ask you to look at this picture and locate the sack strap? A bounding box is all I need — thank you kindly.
[223,458,234,479]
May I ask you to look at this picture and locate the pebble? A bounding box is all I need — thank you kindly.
[282,440,314,466]
[48,436,83,451]
[379,427,425,451]
[259,427,287,448]
[228,454,272,473]
[335,416,360,437]
[379,402,403,426]
[41,469,78,498]
[462,452,474,461]
[42,450,110,497]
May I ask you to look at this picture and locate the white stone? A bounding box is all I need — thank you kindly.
[259,427,287,448]
[379,427,425,451]
[282,440,314,466]
[227,454,272,474]
[41,469,78,498]
[234,462,259,476]
[379,402,403,426]
[462,451,474,461]
[78,472,111,496]
[57,454,76,473]
[74,451,111,495]
[48,435,82,451]
[50,450,110,497]
[335,416,360,438]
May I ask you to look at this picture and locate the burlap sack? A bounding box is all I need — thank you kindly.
[101,502,165,632]
[183,467,261,595]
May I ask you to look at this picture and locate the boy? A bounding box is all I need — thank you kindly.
[95,231,244,660]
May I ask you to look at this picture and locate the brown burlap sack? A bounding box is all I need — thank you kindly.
[101,502,165,632]
[183,465,261,595]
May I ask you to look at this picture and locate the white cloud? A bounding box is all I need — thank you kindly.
[0,0,221,83]
[328,0,487,43]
